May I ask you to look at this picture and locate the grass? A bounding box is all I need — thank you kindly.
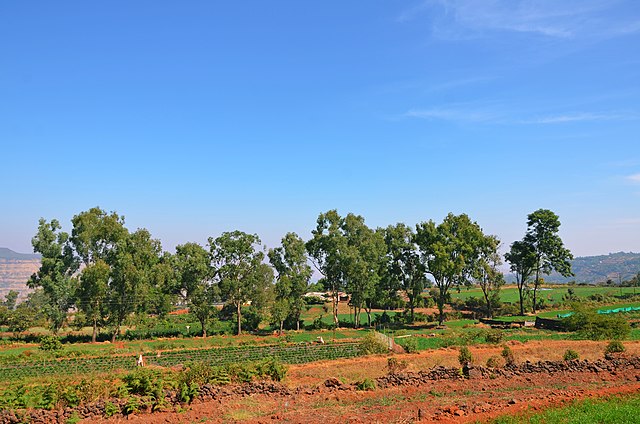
[450,285,639,304]
[489,392,640,423]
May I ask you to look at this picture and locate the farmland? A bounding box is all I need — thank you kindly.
[0,284,640,422]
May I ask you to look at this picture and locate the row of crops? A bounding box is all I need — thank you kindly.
[0,342,361,381]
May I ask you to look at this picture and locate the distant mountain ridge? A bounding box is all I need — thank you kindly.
[541,252,640,284]
[0,248,40,260]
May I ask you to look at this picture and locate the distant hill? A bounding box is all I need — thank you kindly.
[0,248,40,299]
[537,252,640,284]
[0,248,40,260]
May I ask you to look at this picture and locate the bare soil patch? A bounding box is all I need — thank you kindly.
[81,340,640,424]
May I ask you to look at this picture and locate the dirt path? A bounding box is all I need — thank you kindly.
[88,340,640,424]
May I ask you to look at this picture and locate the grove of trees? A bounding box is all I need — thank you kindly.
[13,206,572,340]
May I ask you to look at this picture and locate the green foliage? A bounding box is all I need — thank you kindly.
[359,332,388,355]
[123,397,140,415]
[122,368,165,398]
[564,306,630,340]
[501,345,515,366]
[396,336,419,353]
[563,349,579,361]
[104,401,119,417]
[486,355,501,368]
[485,330,504,344]
[39,335,63,351]
[458,346,473,366]
[604,340,625,356]
[178,382,199,404]
[356,378,376,391]
[386,357,408,374]
[256,357,288,382]
[416,213,493,325]
[489,392,640,424]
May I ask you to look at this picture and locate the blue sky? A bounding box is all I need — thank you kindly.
[1,1,639,257]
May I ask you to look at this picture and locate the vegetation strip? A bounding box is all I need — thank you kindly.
[0,342,361,381]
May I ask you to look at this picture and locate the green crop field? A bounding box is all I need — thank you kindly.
[490,392,640,423]
[449,285,639,304]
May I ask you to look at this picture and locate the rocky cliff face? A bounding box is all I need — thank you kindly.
[0,257,39,300]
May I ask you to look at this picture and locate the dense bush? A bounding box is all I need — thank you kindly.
[356,378,376,391]
[563,349,579,361]
[501,345,515,366]
[39,335,63,351]
[604,340,625,357]
[359,332,388,355]
[564,307,630,340]
[485,330,504,344]
[458,346,472,366]
[486,355,501,368]
[396,336,419,353]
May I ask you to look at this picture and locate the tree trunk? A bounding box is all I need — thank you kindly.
[481,289,491,318]
[111,324,119,343]
[437,285,446,326]
[296,313,300,331]
[237,303,242,335]
[518,283,525,316]
[92,317,98,343]
[332,292,339,328]
[200,317,207,338]
[279,319,284,336]
[532,269,540,314]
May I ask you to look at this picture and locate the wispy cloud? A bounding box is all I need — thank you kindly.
[626,173,640,183]
[404,106,501,123]
[612,217,640,226]
[520,112,640,124]
[403,106,639,125]
[400,0,640,40]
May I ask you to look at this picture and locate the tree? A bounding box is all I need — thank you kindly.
[415,213,487,325]
[28,218,79,333]
[107,228,162,342]
[524,209,573,313]
[71,207,127,266]
[504,240,536,316]
[71,207,128,341]
[210,231,273,335]
[384,223,426,322]
[78,260,110,342]
[268,232,312,332]
[472,235,503,318]
[174,242,216,337]
[3,290,19,311]
[306,210,347,327]
[341,214,386,328]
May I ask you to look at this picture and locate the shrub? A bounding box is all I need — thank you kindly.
[563,307,630,340]
[359,332,388,355]
[386,357,408,375]
[39,335,63,351]
[486,356,501,368]
[605,340,625,358]
[485,330,504,344]
[178,382,199,404]
[501,346,515,366]
[104,401,119,417]
[458,346,473,366]
[256,357,287,382]
[563,349,579,361]
[356,378,376,391]
[396,336,419,353]
[122,368,164,398]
